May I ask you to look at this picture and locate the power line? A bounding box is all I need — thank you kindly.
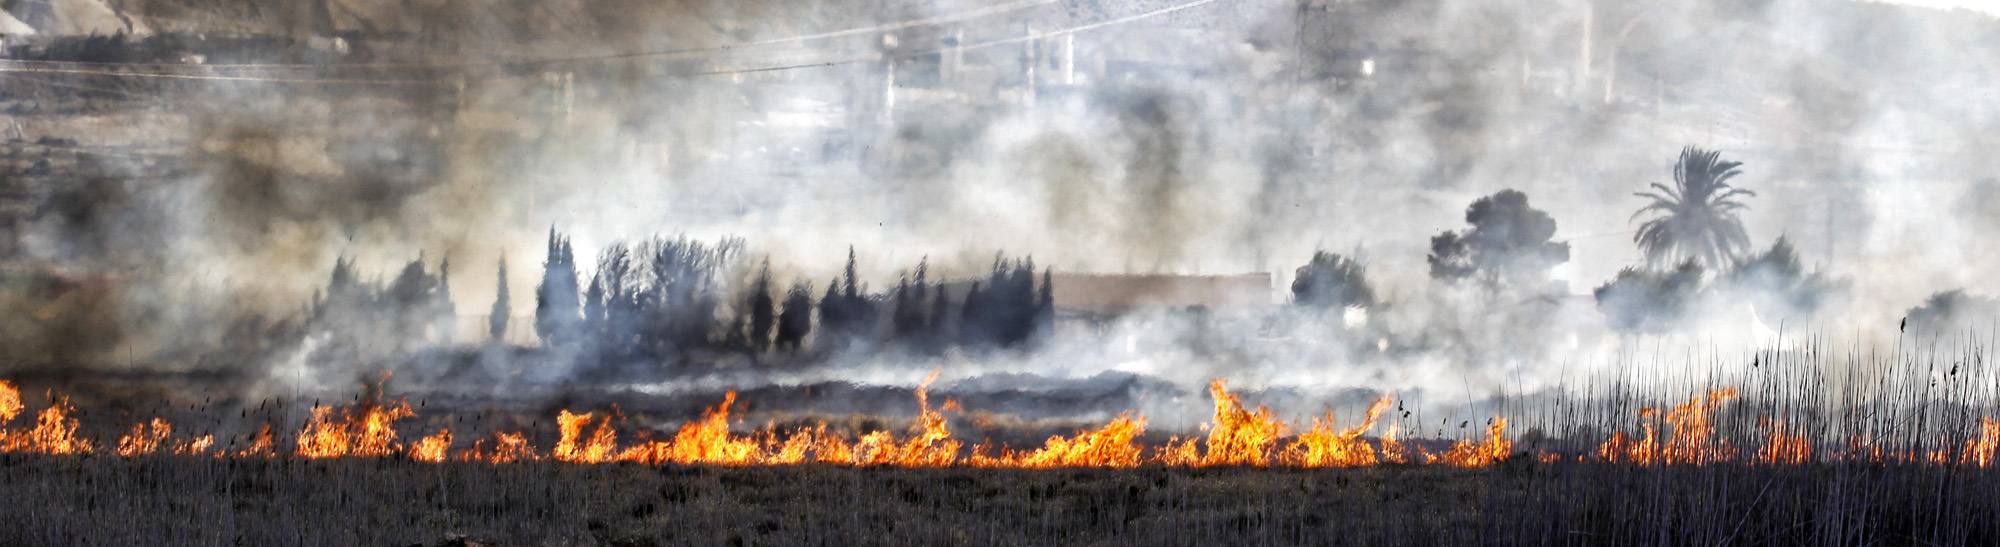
[685,0,1221,78]
[0,63,446,85]
[0,0,1222,84]
[0,0,1059,71]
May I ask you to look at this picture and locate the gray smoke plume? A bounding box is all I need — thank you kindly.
[4,0,2000,434]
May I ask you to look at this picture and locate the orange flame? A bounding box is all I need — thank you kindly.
[5,394,95,455]
[178,434,214,456]
[409,428,452,463]
[1278,396,1392,468]
[117,417,174,457]
[1437,417,1513,467]
[616,391,764,465]
[296,397,418,458]
[5,374,1992,471]
[0,380,22,424]
[1379,423,1419,464]
[1755,419,1812,465]
[236,424,276,458]
[553,409,619,463]
[1597,388,1737,465]
[1960,417,1998,468]
[971,413,1148,468]
[462,431,538,463]
[1162,380,1286,467]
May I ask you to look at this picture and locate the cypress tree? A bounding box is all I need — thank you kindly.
[488,258,510,342]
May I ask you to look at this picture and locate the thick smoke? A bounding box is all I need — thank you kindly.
[5,0,2000,432]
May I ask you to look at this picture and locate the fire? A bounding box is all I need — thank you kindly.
[812,429,857,465]
[1436,417,1513,467]
[5,394,95,455]
[553,409,618,463]
[117,417,174,457]
[1961,417,1998,468]
[296,397,418,458]
[1278,396,1391,468]
[971,413,1148,468]
[1840,434,1886,464]
[879,372,962,467]
[1379,423,1426,464]
[1755,419,1812,465]
[759,425,819,465]
[179,434,214,456]
[1162,380,1287,467]
[1597,388,1738,465]
[409,428,452,463]
[0,380,21,424]
[236,424,276,458]
[1,374,1992,471]
[616,391,763,465]
[463,431,538,463]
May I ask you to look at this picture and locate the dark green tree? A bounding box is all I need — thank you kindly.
[747,259,775,352]
[1427,189,1570,292]
[1593,260,1707,334]
[1724,237,1844,321]
[488,258,509,342]
[1291,251,1375,311]
[776,280,814,352]
[534,228,582,347]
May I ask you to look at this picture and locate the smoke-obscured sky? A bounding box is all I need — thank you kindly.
[8,0,2000,398]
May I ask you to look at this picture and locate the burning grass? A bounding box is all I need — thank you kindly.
[2,339,2000,543]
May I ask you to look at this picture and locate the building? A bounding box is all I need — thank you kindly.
[1049,272,1274,320]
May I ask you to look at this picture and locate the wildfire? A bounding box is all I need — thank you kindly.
[616,391,763,465]
[0,380,21,424]
[1597,388,1738,465]
[1159,380,1288,466]
[115,417,214,457]
[409,428,452,463]
[1755,419,1812,465]
[1961,417,1998,468]
[553,409,619,463]
[117,417,173,457]
[1277,396,1391,468]
[4,393,95,455]
[1379,423,1430,464]
[971,413,1149,468]
[296,397,417,458]
[463,431,538,463]
[236,424,276,458]
[2,374,1993,471]
[1437,418,1513,467]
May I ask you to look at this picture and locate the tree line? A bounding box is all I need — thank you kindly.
[501,230,1055,363]
[299,145,1944,370]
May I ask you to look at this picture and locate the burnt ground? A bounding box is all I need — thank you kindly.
[1,457,1996,546]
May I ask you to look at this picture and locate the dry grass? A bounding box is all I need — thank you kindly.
[1,456,1996,546]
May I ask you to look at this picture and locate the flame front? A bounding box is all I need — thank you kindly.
[1278,396,1391,468]
[410,428,452,463]
[1597,388,1738,465]
[1755,419,1812,465]
[0,380,22,425]
[1159,380,1287,467]
[972,413,1148,468]
[297,397,417,458]
[117,417,173,457]
[6,375,1996,471]
[4,394,95,455]
[554,410,619,463]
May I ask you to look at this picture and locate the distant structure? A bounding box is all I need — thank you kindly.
[1048,272,1273,323]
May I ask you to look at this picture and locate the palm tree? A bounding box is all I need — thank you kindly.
[1632,146,1755,269]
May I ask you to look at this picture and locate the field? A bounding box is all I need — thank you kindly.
[3,456,1997,546]
[3,341,1998,545]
